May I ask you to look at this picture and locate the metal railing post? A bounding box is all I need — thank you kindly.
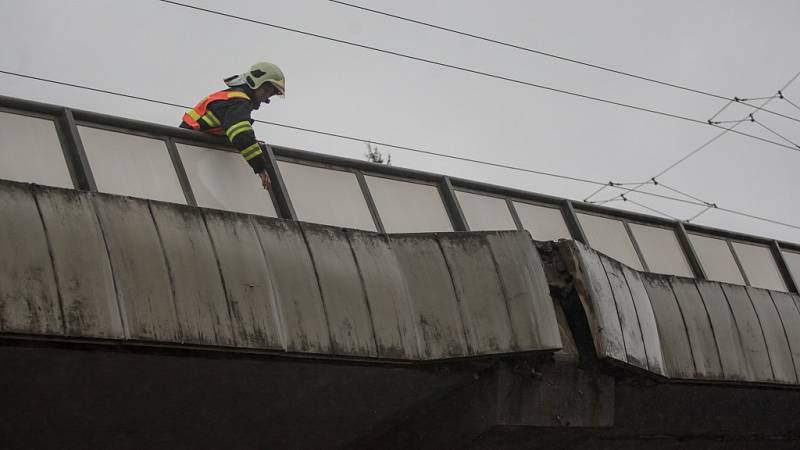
[439,176,469,231]
[263,144,297,220]
[676,222,708,280]
[772,241,798,293]
[55,108,96,191]
[562,200,588,244]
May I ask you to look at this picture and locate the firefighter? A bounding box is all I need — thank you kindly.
[180,62,286,190]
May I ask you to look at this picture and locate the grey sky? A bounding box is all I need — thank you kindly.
[2,0,799,242]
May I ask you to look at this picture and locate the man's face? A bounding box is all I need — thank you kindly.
[255,83,278,104]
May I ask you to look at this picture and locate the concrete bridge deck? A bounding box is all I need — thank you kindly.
[1,179,800,449]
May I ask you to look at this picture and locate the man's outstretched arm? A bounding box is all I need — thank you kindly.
[215,99,271,190]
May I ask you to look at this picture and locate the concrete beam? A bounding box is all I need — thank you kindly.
[0,179,560,361]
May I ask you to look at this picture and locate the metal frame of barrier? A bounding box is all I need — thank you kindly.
[0,94,798,293]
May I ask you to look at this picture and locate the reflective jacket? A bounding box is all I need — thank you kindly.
[180,88,267,173]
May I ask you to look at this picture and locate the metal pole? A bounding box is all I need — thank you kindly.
[262,144,297,220]
[676,222,707,280]
[439,176,469,231]
[165,138,197,206]
[355,171,386,233]
[506,198,524,231]
[55,108,96,191]
[771,241,798,293]
[562,200,588,244]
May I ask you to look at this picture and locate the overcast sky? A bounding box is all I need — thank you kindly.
[2,0,799,242]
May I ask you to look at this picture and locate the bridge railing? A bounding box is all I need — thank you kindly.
[1,94,798,293]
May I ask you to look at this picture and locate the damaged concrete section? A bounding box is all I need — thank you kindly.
[546,239,800,386]
[0,180,561,361]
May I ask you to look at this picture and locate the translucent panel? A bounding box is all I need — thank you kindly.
[365,175,452,233]
[0,111,73,188]
[783,251,800,287]
[79,126,185,204]
[732,242,787,291]
[629,223,693,277]
[577,213,643,270]
[688,234,745,285]
[455,191,517,231]
[177,143,276,217]
[513,201,571,241]
[278,161,376,231]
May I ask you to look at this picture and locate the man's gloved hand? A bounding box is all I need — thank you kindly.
[258,171,271,191]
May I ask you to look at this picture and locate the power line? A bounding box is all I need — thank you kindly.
[0,69,753,213]
[623,198,680,221]
[328,0,728,100]
[328,0,800,126]
[686,205,714,223]
[656,71,800,180]
[716,205,800,231]
[656,181,716,206]
[752,119,800,150]
[0,68,609,187]
[3,69,799,234]
[155,1,800,155]
[781,93,800,113]
[591,70,800,205]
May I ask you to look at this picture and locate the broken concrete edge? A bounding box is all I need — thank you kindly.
[540,238,800,388]
[537,239,666,381]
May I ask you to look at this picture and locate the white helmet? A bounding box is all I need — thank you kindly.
[244,61,285,95]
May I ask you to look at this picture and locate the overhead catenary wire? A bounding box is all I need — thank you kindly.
[2,69,799,233]
[156,0,800,155]
[328,0,800,126]
[739,98,800,124]
[591,70,800,205]
[0,69,718,209]
[656,181,716,207]
[686,205,715,223]
[651,70,800,179]
[752,119,800,149]
[0,68,628,188]
[708,98,736,123]
[622,197,680,221]
[781,94,800,113]
[0,71,736,210]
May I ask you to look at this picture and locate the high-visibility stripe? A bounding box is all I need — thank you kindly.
[201,115,217,127]
[183,90,252,132]
[226,121,253,141]
[227,91,250,100]
[205,110,221,127]
[228,126,253,141]
[243,148,263,161]
[240,142,262,160]
[182,113,200,130]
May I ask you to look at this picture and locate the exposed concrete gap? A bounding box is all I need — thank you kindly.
[537,241,602,369]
